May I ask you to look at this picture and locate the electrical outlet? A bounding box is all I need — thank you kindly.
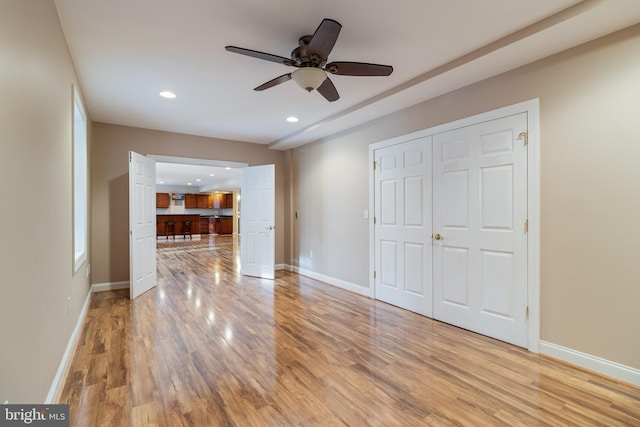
[86,263,91,277]
[309,250,313,259]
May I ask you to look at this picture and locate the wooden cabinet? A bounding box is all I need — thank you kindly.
[213,193,233,209]
[210,217,233,234]
[220,217,233,234]
[199,217,210,234]
[184,193,214,209]
[184,193,197,209]
[197,194,212,209]
[156,193,170,208]
[223,193,233,208]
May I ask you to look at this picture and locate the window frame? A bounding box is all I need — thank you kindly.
[73,86,88,273]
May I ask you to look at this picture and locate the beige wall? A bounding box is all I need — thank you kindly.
[91,123,287,284]
[291,25,640,369]
[3,0,638,404]
[0,0,92,403]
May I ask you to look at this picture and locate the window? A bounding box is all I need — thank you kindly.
[73,86,88,272]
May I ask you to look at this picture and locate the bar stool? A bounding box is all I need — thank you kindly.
[165,221,176,240]
[182,220,192,240]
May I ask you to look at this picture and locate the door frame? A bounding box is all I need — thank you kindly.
[368,99,540,352]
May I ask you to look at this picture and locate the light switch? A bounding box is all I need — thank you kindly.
[363,210,369,219]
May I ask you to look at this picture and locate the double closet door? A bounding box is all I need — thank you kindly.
[373,112,529,347]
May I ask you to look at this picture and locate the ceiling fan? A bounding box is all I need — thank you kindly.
[225,18,393,102]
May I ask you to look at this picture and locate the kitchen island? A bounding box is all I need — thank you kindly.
[156,214,200,238]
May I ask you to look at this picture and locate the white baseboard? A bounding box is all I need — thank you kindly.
[45,281,131,403]
[45,288,92,404]
[290,266,369,296]
[540,340,640,387]
[91,281,130,292]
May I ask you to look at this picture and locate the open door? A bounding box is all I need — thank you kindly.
[129,151,157,298]
[241,164,275,279]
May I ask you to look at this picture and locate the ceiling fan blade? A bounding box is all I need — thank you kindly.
[307,19,342,60]
[326,62,393,76]
[225,46,292,66]
[317,77,339,102]
[254,73,292,91]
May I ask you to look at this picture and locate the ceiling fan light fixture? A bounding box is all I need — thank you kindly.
[291,67,326,92]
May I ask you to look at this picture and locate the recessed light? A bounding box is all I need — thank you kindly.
[159,91,176,99]
[286,116,299,123]
[196,179,201,182]
[209,173,215,177]
[225,167,231,170]
[159,181,164,184]
[187,182,193,186]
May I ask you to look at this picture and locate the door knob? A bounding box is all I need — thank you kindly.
[432,233,443,240]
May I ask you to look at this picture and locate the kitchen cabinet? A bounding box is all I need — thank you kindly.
[210,217,233,234]
[220,217,233,234]
[213,193,233,209]
[184,193,197,209]
[223,193,233,208]
[199,217,210,234]
[156,193,170,208]
[197,194,213,209]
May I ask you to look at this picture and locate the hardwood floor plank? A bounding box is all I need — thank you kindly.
[59,234,640,426]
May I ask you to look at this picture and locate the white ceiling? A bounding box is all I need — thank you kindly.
[54,0,640,154]
[152,156,244,190]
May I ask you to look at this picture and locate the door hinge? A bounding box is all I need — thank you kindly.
[518,131,528,145]
[373,270,377,279]
[526,306,529,318]
[373,216,377,225]
[373,160,377,170]
[524,219,528,233]
[129,230,133,236]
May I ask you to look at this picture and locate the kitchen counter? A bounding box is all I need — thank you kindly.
[157,214,200,238]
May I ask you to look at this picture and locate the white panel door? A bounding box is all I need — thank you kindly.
[374,137,432,316]
[433,113,528,347]
[129,151,157,299]
[241,164,275,279]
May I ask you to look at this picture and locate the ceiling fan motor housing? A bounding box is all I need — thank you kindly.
[291,35,325,67]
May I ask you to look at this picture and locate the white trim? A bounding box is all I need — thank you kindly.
[45,288,92,404]
[91,281,130,293]
[368,147,376,299]
[72,85,88,274]
[540,341,640,387]
[46,281,132,403]
[526,100,541,353]
[291,266,370,297]
[368,99,541,353]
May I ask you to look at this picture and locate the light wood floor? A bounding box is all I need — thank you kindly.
[59,234,640,426]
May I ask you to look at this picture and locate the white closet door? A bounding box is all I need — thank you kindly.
[374,137,433,317]
[432,113,528,347]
